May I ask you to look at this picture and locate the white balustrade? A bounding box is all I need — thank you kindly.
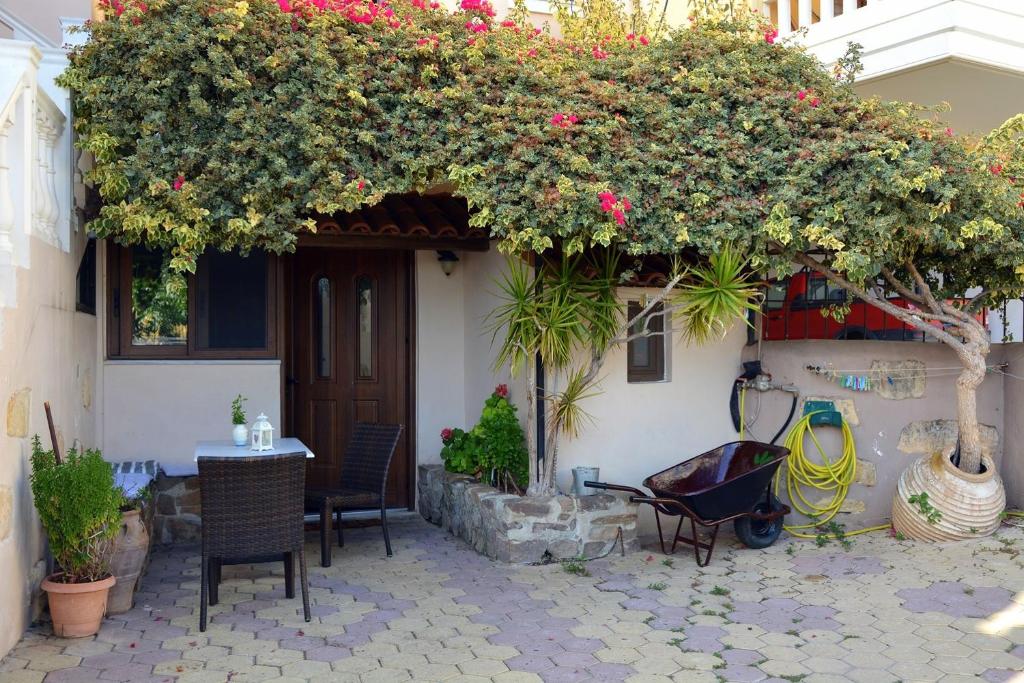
[768,0,869,34]
[0,38,72,309]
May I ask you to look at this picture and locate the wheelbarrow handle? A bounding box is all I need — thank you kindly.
[628,495,698,519]
[583,481,648,498]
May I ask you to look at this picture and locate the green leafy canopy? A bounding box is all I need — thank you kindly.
[63,0,1024,300]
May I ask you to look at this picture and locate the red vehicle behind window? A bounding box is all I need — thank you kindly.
[760,272,985,341]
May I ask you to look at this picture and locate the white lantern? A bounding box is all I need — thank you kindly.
[250,413,275,451]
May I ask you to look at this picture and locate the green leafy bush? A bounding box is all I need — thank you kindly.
[29,437,122,583]
[440,427,478,476]
[440,385,528,491]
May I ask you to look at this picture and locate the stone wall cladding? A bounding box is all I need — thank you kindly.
[418,464,639,563]
[153,474,202,544]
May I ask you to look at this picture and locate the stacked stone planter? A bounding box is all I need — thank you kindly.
[418,464,639,563]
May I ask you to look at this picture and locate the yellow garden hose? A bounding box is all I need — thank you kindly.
[773,412,890,539]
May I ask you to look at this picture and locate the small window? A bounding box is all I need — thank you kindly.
[196,249,268,349]
[356,276,374,379]
[130,247,188,347]
[315,276,331,379]
[627,301,667,383]
[108,244,276,359]
[764,282,787,311]
[76,238,96,315]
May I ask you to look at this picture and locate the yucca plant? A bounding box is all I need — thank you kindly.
[672,249,762,345]
[490,245,759,496]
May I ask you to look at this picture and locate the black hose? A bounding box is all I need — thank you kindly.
[770,393,798,445]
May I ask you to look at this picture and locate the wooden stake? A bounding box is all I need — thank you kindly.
[44,402,62,465]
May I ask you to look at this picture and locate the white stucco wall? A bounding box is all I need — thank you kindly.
[100,361,281,476]
[0,232,97,659]
[414,250,467,466]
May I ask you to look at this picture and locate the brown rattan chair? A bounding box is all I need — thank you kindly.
[306,423,403,567]
[197,453,310,631]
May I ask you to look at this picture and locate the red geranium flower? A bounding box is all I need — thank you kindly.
[764,28,778,44]
[495,384,509,398]
[441,427,453,442]
[173,175,185,191]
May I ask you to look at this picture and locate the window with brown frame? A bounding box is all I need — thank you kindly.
[107,245,278,359]
[626,300,667,383]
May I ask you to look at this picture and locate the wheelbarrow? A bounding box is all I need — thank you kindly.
[586,441,790,566]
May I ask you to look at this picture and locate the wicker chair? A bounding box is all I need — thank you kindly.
[306,423,403,567]
[197,453,310,631]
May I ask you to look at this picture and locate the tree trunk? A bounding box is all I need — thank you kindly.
[524,361,540,495]
[953,325,990,475]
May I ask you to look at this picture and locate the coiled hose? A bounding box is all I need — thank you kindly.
[773,412,890,538]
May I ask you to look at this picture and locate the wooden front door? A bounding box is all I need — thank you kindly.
[291,248,413,508]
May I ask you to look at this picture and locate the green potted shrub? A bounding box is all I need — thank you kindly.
[30,436,122,637]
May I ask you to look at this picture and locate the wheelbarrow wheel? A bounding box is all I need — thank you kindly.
[734,494,785,549]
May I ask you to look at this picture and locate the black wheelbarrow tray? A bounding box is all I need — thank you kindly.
[586,441,791,566]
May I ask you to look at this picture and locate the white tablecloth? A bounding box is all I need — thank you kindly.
[193,438,315,462]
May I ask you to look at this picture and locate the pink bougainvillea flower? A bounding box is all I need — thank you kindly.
[991,164,1004,175]
[622,197,632,211]
[764,28,778,44]
[173,175,185,191]
[357,180,366,190]
[495,384,509,398]
[500,19,516,28]
[639,35,649,46]
[277,0,292,10]
[592,45,608,60]
[612,209,626,225]
[550,113,579,129]
[796,90,807,101]
[945,127,954,137]
[460,0,495,16]
[465,18,489,32]
[810,97,821,108]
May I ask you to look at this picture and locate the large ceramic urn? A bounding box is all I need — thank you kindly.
[107,508,151,614]
[892,448,1005,541]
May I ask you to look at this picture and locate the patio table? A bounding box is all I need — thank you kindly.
[193,438,315,462]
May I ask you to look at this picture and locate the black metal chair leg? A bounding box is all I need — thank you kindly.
[299,547,311,622]
[320,500,332,568]
[381,502,392,557]
[284,552,295,599]
[209,558,220,606]
[199,548,208,632]
[336,508,344,548]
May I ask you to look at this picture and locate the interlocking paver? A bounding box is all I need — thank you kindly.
[1,519,1022,683]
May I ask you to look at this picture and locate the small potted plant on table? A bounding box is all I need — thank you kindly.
[231,394,248,446]
[30,436,122,637]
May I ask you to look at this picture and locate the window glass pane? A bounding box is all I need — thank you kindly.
[764,283,787,311]
[131,247,187,346]
[315,277,331,378]
[199,250,267,349]
[630,337,651,367]
[807,277,829,301]
[357,276,373,378]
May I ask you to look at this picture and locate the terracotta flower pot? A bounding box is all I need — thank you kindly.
[107,509,150,614]
[42,574,116,638]
[892,449,1005,541]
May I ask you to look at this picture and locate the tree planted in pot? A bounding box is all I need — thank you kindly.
[30,436,122,637]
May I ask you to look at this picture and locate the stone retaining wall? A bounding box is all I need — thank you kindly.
[153,474,202,544]
[417,464,639,563]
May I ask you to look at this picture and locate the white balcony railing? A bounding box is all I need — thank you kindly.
[0,39,70,309]
[764,0,1024,83]
[765,0,860,38]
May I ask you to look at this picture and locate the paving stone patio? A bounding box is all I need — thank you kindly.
[2,518,1023,683]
